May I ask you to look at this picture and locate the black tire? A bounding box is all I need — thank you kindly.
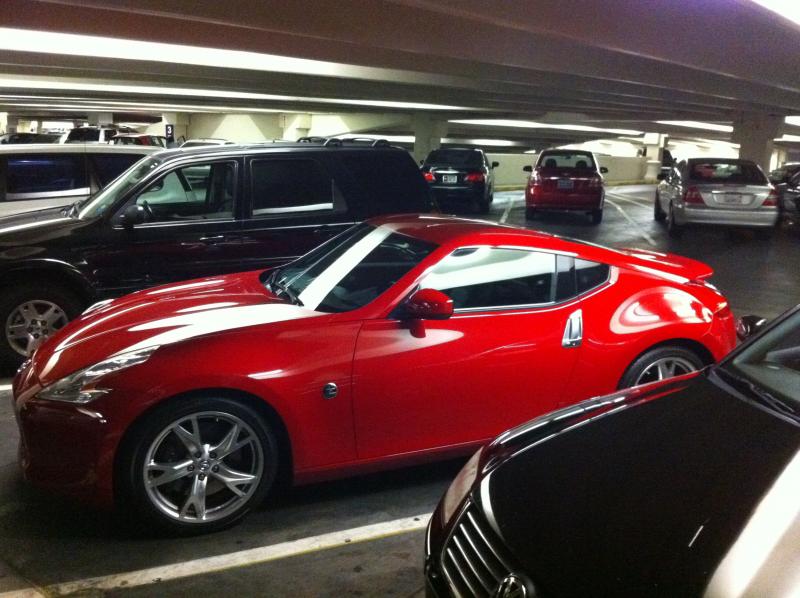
[0,283,83,368]
[667,202,683,238]
[654,192,666,222]
[477,198,490,214]
[119,395,279,535]
[754,227,773,240]
[590,209,603,225]
[525,208,537,220]
[619,345,705,389]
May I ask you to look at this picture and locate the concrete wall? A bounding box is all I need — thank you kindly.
[185,113,282,143]
[487,153,646,187]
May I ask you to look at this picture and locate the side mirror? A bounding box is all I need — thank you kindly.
[403,288,453,320]
[119,204,146,230]
[736,315,768,341]
[600,166,609,174]
[522,165,533,173]
[656,173,668,181]
[491,161,500,168]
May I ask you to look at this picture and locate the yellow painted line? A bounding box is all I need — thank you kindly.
[45,513,431,595]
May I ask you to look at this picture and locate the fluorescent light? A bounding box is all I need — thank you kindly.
[750,0,800,25]
[656,120,733,132]
[0,77,467,111]
[786,116,800,127]
[776,134,800,142]
[466,138,516,147]
[450,119,642,136]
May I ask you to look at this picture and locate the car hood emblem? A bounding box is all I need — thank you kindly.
[494,574,529,598]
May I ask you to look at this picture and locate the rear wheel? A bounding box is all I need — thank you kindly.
[525,208,537,220]
[654,192,666,221]
[0,283,83,368]
[619,345,705,389]
[667,202,683,238]
[120,396,278,534]
[590,209,603,225]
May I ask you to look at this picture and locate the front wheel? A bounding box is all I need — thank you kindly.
[619,345,705,389]
[120,396,278,534]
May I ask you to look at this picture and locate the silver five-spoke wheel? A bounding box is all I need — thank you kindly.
[634,356,698,386]
[5,299,69,356]
[143,411,265,524]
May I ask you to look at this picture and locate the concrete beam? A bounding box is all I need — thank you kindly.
[307,113,409,139]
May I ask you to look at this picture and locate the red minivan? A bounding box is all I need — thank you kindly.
[525,149,607,224]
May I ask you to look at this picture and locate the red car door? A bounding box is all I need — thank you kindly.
[352,246,583,460]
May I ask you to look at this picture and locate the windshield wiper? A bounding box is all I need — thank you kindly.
[265,268,303,306]
[62,199,83,218]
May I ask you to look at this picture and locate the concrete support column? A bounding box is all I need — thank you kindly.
[87,112,113,126]
[412,113,447,163]
[642,132,667,182]
[732,112,783,170]
[156,112,189,144]
[280,113,312,141]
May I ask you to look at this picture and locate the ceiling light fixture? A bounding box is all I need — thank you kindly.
[749,0,800,26]
[450,119,642,136]
[656,120,734,132]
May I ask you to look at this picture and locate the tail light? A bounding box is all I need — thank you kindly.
[423,171,435,183]
[762,187,780,207]
[464,172,485,183]
[683,186,704,205]
[587,174,603,189]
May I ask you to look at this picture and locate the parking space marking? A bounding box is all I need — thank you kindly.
[0,589,46,598]
[45,513,432,595]
[605,199,656,246]
[0,385,11,392]
[499,195,516,223]
[605,191,650,209]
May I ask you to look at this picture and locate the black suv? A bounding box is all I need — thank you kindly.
[0,139,433,366]
[421,148,498,213]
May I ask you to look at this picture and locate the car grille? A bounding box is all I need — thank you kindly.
[441,500,512,597]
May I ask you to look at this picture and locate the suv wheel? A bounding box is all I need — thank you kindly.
[0,284,82,367]
[120,396,278,534]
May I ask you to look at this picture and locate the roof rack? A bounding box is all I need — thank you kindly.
[296,136,391,148]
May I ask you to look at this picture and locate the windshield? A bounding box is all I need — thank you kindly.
[425,149,483,167]
[78,156,163,219]
[265,222,437,313]
[728,310,800,411]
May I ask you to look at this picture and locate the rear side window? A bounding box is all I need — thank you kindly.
[6,154,88,197]
[90,154,145,186]
[688,161,767,185]
[250,158,338,216]
[538,152,596,170]
[340,152,432,215]
[555,256,610,300]
[422,247,556,310]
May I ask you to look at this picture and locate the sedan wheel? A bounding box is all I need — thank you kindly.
[633,356,698,386]
[125,398,277,533]
[619,345,705,389]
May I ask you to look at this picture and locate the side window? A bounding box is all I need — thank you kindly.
[575,259,610,294]
[6,154,88,198]
[339,152,432,215]
[132,161,235,222]
[250,159,339,216]
[422,247,556,310]
[90,154,144,186]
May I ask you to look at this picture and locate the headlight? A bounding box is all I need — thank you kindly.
[36,346,159,403]
[441,448,482,524]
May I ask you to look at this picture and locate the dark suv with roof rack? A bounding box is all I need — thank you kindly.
[0,138,433,367]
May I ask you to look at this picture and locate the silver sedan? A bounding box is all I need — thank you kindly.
[655,158,779,238]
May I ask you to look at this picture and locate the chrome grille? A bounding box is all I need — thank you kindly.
[441,501,511,597]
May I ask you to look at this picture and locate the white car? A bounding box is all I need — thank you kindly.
[0,144,161,217]
[181,138,235,148]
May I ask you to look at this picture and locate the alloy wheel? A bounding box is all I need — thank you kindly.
[5,299,69,356]
[143,411,264,524]
[634,356,698,386]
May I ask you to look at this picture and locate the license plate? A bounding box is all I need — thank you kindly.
[442,174,458,184]
[719,194,747,204]
[557,178,574,190]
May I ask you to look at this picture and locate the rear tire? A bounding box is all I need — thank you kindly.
[590,209,603,225]
[654,192,666,222]
[619,345,705,389]
[667,202,683,238]
[119,395,278,535]
[525,208,537,220]
[0,283,83,369]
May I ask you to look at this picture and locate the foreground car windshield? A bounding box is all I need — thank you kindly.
[266,223,437,313]
[78,156,163,219]
[729,310,800,408]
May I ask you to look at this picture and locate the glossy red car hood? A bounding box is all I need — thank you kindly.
[33,271,323,385]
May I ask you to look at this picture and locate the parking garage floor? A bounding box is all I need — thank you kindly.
[1,184,798,597]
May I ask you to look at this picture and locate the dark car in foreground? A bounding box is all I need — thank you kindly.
[524,149,608,224]
[421,148,498,213]
[0,140,432,367]
[777,169,800,226]
[425,305,800,597]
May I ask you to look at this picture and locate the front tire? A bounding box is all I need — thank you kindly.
[0,283,83,368]
[619,345,705,389]
[120,396,278,535]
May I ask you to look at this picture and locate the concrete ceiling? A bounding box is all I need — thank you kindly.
[2,0,800,140]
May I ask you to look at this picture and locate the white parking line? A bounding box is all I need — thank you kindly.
[605,191,650,209]
[0,589,45,598]
[0,385,11,392]
[605,199,656,246]
[43,513,431,595]
[500,196,516,223]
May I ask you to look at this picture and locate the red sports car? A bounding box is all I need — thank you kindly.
[13,215,736,532]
